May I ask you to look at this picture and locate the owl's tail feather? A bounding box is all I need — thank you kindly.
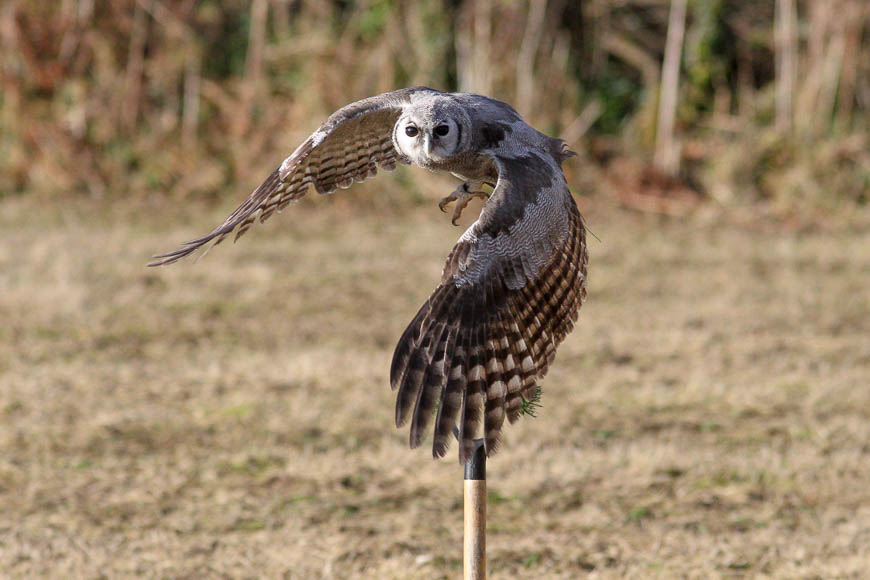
[502,309,533,425]
[482,315,507,457]
[391,286,454,398]
[457,299,486,464]
[393,282,488,462]
[432,321,467,459]
[393,276,548,463]
[408,320,451,449]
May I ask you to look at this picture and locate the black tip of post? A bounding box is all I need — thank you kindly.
[464,438,486,480]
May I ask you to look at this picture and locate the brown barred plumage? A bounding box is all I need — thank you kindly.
[391,191,587,463]
[150,87,588,464]
[148,90,425,266]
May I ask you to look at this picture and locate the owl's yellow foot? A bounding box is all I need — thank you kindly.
[439,181,489,226]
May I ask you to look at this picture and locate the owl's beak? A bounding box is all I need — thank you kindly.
[423,134,434,156]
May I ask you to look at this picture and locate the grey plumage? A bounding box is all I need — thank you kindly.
[150,87,588,463]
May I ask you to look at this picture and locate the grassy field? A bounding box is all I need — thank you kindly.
[0,188,868,579]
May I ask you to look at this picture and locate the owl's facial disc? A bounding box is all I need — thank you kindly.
[395,116,461,165]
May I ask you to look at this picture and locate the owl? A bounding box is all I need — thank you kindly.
[151,87,588,464]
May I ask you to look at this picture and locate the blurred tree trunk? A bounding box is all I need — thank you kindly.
[774,0,797,132]
[271,0,290,40]
[590,0,610,77]
[0,0,20,137]
[122,0,148,132]
[795,1,824,133]
[456,0,492,94]
[654,0,687,176]
[816,8,846,133]
[242,0,268,117]
[836,0,867,128]
[516,0,548,117]
[795,0,849,135]
[231,0,268,181]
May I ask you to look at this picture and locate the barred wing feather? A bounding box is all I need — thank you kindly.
[391,153,588,463]
[148,87,437,266]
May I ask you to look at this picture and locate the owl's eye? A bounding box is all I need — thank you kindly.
[405,126,419,137]
[434,124,450,137]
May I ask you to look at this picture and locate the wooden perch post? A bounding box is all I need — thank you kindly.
[464,438,486,580]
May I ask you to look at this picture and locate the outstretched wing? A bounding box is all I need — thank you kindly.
[391,151,588,463]
[149,86,438,266]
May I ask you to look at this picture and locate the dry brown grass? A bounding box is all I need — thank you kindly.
[1,188,869,579]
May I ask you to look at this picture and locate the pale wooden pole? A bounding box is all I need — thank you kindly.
[463,438,486,580]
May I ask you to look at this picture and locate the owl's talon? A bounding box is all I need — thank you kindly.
[439,181,488,226]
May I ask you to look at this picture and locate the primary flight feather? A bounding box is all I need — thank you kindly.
[150,87,588,463]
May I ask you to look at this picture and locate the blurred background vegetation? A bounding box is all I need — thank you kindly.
[2,0,868,218]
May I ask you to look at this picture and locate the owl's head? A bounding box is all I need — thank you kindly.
[394,99,472,166]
